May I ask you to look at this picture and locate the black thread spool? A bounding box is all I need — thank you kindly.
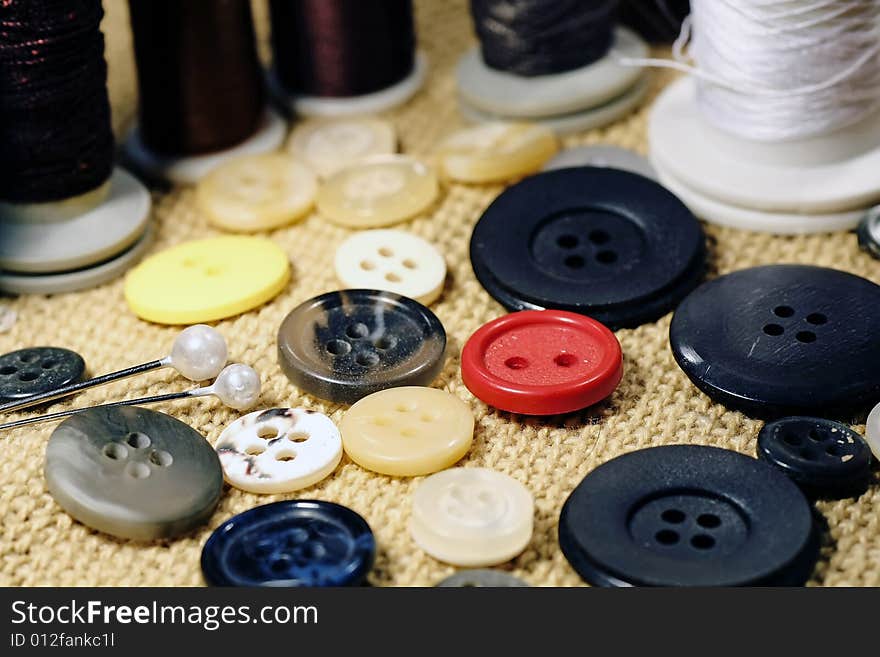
[457,0,650,134]
[269,0,426,116]
[125,0,286,184]
[0,0,152,295]
[618,0,690,44]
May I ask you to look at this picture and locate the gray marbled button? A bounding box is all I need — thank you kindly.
[45,406,222,541]
[543,145,657,180]
[0,347,85,403]
[436,570,529,587]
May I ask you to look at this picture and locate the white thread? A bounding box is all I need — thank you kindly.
[620,0,880,141]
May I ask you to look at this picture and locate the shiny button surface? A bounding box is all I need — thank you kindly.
[334,229,446,305]
[125,236,290,324]
[462,310,623,415]
[201,500,375,587]
[286,117,397,179]
[45,406,223,541]
[277,290,446,404]
[340,387,474,476]
[216,408,342,494]
[410,467,534,567]
[0,347,85,403]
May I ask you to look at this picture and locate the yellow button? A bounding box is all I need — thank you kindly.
[124,236,290,324]
[286,118,397,179]
[339,386,474,476]
[316,155,439,228]
[437,122,558,183]
[196,153,317,232]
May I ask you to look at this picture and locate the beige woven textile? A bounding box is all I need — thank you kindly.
[1,0,878,587]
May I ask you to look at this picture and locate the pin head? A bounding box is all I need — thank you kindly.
[212,364,261,411]
[170,325,228,381]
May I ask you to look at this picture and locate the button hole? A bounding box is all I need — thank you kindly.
[355,351,380,368]
[287,432,309,443]
[126,432,151,449]
[126,462,150,479]
[505,356,529,370]
[385,272,402,283]
[326,339,351,356]
[103,443,128,460]
[0,366,17,375]
[763,323,784,336]
[378,247,394,257]
[690,534,715,550]
[245,445,266,456]
[696,513,721,529]
[18,371,39,382]
[806,312,827,325]
[346,323,369,339]
[275,451,296,462]
[148,450,173,467]
[402,259,418,269]
[773,305,795,318]
[360,260,376,271]
[400,428,417,438]
[257,426,279,440]
[41,360,57,369]
[18,352,38,364]
[796,331,816,343]
[374,335,397,350]
[553,353,577,367]
[661,509,685,524]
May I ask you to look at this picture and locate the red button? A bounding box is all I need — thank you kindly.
[461,310,623,415]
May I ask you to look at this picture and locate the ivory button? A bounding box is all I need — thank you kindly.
[339,387,473,477]
[410,467,534,567]
[286,118,397,179]
[216,408,342,494]
[866,402,880,460]
[196,153,317,232]
[334,229,446,305]
[316,155,439,228]
[437,122,558,183]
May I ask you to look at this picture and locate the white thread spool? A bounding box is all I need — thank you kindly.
[647,0,880,233]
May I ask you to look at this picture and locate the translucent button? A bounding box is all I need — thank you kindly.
[437,122,558,183]
[410,467,534,566]
[216,408,342,494]
[196,153,317,232]
[339,386,474,476]
[316,155,439,228]
[335,229,446,305]
[286,118,397,179]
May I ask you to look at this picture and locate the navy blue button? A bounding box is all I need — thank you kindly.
[671,264,880,417]
[0,347,85,403]
[857,208,880,260]
[277,289,446,404]
[757,417,872,499]
[201,500,375,587]
[470,167,706,329]
[559,445,818,587]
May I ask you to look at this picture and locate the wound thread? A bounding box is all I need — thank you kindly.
[128,0,266,157]
[0,0,114,204]
[469,0,619,77]
[269,0,417,98]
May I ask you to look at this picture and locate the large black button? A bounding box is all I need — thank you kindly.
[559,445,819,587]
[671,264,880,417]
[469,167,706,329]
[757,417,873,499]
[0,347,85,403]
[277,289,446,404]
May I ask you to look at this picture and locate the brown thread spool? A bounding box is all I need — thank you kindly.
[128,0,267,157]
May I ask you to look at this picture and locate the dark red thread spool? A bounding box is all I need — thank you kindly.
[0,0,114,203]
[269,0,417,99]
[128,0,267,157]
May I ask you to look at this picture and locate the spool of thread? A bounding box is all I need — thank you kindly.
[618,0,690,44]
[125,0,286,183]
[0,0,113,204]
[269,0,427,116]
[0,0,152,295]
[647,0,880,234]
[457,0,649,134]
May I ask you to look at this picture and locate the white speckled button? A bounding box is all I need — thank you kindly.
[316,155,439,228]
[334,230,446,305]
[867,402,880,460]
[340,387,473,477]
[410,467,534,567]
[196,153,317,232]
[216,408,342,494]
[286,118,397,179]
[437,122,558,183]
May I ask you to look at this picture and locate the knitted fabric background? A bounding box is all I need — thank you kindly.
[1,0,878,587]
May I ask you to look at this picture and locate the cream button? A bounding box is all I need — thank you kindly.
[286,118,397,179]
[334,229,446,305]
[316,155,439,228]
[339,387,473,476]
[409,467,534,567]
[867,402,880,460]
[215,408,342,494]
[437,122,558,183]
[196,153,317,232]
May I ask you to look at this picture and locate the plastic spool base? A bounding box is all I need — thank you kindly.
[124,109,287,185]
[653,157,864,235]
[0,222,155,295]
[0,167,151,275]
[459,77,649,136]
[456,27,648,119]
[271,52,428,117]
[650,77,880,216]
